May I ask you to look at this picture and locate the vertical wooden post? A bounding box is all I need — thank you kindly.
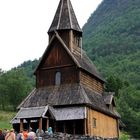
[117,119,120,139]
[69,30,73,52]
[84,107,88,135]
[46,118,49,131]
[73,121,75,136]
[39,118,42,133]
[20,119,24,131]
[27,119,30,130]
[29,119,31,130]
[87,108,90,136]
[54,121,56,133]
[63,122,66,133]
[84,118,87,135]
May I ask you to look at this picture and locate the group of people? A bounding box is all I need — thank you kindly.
[0,129,16,140]
[0,127,53,140]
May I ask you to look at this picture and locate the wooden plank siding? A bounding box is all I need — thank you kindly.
[73,45,82,56]
[58,31,70,49]
[80,72,104,94]
[42,38,75,68]
[87,107,118,138]
[36,66,79,87]
[36,37,80,88]
[49,30,81,52]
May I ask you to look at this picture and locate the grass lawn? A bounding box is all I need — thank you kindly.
[0,111,16,129]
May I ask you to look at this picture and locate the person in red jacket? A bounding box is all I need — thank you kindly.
[22,129,28,140]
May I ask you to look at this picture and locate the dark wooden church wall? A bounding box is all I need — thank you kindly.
[36,66,79,87]
[35,38,80,87]
[42,38,74,68]
[57,30,81,50]
[72,31,82,49]
[58,31,70,48]
[49,31,72,50]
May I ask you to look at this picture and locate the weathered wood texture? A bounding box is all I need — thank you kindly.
[48,0,82,34]
[87,107,118,138]
[42,38,74,68]
[20,119,23,131]
[36,38,79,88]
[72,31,82,50]
[36,67,79,87]
[58,31,70,49]
[80,72,104,94]
[73,44,82,56]
[49,30,81,52]
[39,118,43,133]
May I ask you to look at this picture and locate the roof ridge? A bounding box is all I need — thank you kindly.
[57,0,63,30]
[67,0,73,28]
[79,84,92,104]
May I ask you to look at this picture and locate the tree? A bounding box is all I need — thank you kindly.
[116,86,140,138]
[105,75,124,96]
[0,70,9,110]
[0,68,33,111]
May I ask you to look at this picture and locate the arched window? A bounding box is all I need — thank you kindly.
[55,71,61,85]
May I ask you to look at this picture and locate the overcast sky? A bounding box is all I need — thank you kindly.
[0,0,103,71]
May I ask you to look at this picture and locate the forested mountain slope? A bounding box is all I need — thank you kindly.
[83,0,140,138]
[83,0,140,88]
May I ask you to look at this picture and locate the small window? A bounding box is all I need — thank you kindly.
[55,72,61,85]
[93,118,96,128]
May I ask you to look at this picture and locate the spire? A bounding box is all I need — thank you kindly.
[48,0,82,33]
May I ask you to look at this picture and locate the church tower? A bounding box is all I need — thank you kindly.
[48,0,82,52]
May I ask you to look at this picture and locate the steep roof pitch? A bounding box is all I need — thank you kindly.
[34,32,105,82]
[72,49,105,82]
[48,0,82,33]
[18,84,119,118]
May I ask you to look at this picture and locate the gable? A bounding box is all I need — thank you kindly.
[37,37,75,70]
[34,32,104,83]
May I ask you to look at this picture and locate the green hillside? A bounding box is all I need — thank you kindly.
[0,111,15,129]
[83,0,140,138]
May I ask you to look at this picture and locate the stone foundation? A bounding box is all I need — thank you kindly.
[40,133,118,140]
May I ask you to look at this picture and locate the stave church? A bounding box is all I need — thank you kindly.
[12,0,120,139]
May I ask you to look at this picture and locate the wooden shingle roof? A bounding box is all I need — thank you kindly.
[49,106,86,121]
[13,106,85,122]
[15,106,48,119]
[72,49,105,82]
[18,84,119,118]
[48,0,82,33]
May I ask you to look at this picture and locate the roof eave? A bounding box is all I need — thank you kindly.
[53,103,120,119]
